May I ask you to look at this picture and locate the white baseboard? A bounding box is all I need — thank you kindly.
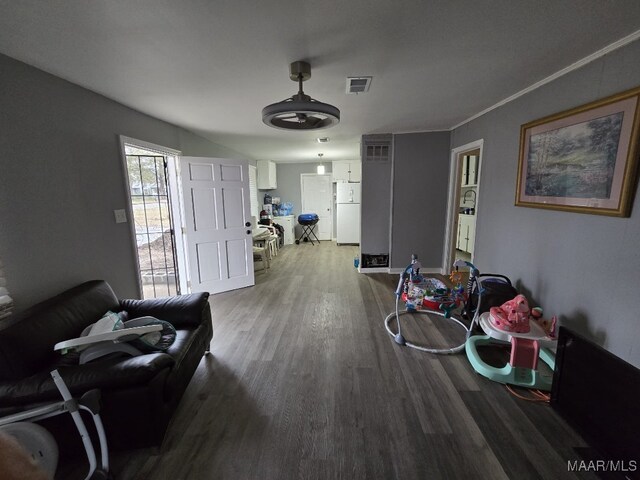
[388,267,445,275]
[358,267,390,274]
[359,267,445,275]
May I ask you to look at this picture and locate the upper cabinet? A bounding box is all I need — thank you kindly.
[332,160,362,183]
[461,154,478,186]
[257,160,277,189]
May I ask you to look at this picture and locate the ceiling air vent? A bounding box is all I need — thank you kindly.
[346,76,372,94]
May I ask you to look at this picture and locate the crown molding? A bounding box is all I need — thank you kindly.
[451,29,640,131]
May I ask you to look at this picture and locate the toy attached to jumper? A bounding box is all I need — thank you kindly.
[396,255,467,317]
[464,267,558,391]
[385,255,472,354]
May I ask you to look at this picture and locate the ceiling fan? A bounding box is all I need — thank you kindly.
[262,61,340,131]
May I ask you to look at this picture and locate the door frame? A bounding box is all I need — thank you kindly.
[300,173,333,241]
[442,139,484,272]
[118,136,187,297]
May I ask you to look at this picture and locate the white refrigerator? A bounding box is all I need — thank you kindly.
[336,182,361,245]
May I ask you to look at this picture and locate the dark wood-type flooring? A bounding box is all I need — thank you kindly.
[61,243,597,479]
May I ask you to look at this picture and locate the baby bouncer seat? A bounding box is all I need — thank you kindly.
[464,267,557,391]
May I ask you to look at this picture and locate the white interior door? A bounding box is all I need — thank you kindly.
[301,174,332,241]
[181,157,254,294]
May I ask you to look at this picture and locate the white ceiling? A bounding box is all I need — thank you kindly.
[1,1,639,163]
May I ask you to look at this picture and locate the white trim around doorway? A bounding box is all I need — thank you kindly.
[442,139,484,273]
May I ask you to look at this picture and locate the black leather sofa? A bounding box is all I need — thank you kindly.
[0,280,213,451]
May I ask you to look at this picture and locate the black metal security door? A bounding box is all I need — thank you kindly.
[125,150,180,298]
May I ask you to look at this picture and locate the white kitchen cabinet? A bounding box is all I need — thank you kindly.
[332,162,349,182]
[257,160,277,189]
[332,160,361,183]
[462,155,478,186]
[467,219,475,254]
[275,215,295,245]
[457,214,476,254]
[349,161,361,182]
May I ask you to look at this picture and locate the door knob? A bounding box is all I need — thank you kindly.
[246,230,251,234]
[245,222,251,227]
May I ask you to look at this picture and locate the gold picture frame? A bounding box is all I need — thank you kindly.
[516,86,640,217]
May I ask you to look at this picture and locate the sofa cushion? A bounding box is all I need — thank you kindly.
[0,281,119,381]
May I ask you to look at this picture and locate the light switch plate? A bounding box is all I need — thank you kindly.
[114,209,127,223]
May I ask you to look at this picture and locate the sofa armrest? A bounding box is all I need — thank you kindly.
[0,353,175,408]
[119,293,210,328]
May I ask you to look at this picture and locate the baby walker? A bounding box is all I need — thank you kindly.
[464,267,557,391]
[384,255,471,354]
[0,370,111,479]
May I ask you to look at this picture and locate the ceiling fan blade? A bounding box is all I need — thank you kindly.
[280,112,307,123]
[304,115,322,127]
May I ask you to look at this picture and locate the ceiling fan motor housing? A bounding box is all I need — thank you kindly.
[289,61,311,82]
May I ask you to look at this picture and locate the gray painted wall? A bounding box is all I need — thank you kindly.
[451,40,640,367]
[260,163,332,218]
[360,132,451,268]
[260,163,333,238]
[0,53,249,312]
[391,132,451,269]
[360,136,393,258]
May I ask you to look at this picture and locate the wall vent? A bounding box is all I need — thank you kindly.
[362,134,392,163]
[346,77,372,94]
[364,144,390,162]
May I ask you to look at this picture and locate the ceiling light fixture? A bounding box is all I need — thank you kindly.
[262,61,340,131]
[317,153,325,174]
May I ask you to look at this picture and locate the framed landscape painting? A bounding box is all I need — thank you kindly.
[516,86,640,217]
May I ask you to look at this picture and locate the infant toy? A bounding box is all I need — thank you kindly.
[489,294,531,333]
[488,295,557,337]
